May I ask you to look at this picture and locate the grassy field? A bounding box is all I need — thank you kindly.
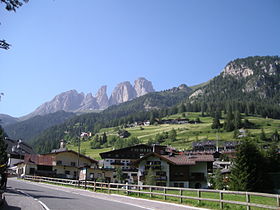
[68,112,280,160]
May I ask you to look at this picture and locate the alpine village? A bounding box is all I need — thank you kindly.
[1,56,280,209]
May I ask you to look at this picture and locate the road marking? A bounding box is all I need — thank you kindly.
[17,179,207,210]
[17,189,50,210]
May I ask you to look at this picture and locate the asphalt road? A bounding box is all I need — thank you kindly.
[1,178,206,210]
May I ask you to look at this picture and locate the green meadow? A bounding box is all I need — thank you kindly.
[68,112,280,160]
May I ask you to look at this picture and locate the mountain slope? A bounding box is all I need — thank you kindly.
[190,56,280,102]
[4,111,75,142]
[29,84,193,153]
[0,114,19,127]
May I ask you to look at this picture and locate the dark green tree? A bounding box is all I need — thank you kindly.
[169,129,177,142]
[224,107,234,132]
[1,0,29,50]
[259,128,267,141]
[0,126,8,173]
[178,103,186,113]
[101,132,107,144]
[234,110,242,129]
[212,169,225,190]
[229,140,265,192]
[211,111,222,129]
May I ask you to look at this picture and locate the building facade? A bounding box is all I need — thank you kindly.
[135,152,214,189]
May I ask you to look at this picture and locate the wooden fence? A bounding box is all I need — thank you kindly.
[23,175,280,210]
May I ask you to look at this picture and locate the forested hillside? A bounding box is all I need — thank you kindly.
[4,111,75,142]
[30,85,192,153]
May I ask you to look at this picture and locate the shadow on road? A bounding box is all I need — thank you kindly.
[14,188,42,193]
[6,187,74,200]
[0,200,21,210]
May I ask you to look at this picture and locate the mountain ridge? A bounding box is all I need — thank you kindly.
[21,77,155,120]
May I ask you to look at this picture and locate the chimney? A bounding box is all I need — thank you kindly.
[60,139,66,149]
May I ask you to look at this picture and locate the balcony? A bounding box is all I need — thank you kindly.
[111,161,125,166]
[155,176,167,181]
[145,165,162,170]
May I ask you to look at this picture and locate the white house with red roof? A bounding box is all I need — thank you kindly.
[134,152,214,188]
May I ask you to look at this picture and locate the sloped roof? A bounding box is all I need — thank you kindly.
[134,152,214,166]
[21,154,54,166]
[4,138,36,155]
[43,150,98,164]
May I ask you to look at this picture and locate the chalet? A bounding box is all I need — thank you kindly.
[135,152,214,188]
[192,140,239,152]
[193,140,216,152]
[4,138,36,168]
[99,144,168,183]
[16,140,98,179]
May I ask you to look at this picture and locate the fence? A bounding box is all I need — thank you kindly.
[23,175,280,210]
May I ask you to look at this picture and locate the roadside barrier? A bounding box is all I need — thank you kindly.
[23,175,280,209]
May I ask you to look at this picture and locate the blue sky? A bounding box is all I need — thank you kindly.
[0,0,280,117]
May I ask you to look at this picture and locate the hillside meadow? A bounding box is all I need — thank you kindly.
[68,112,280,160]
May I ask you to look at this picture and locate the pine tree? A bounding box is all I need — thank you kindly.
[224,106,234,132]
[234,110,242,129]
[212,169,225,190]
[259,129,267,141]
[0,126,8,173]
[211,111,222,129]
[169,129,177,142]
[229,140,265,192]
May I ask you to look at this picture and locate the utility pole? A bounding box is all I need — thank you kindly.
[77,128,81,187]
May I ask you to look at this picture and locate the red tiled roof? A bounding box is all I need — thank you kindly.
[24,154,54,166]
[134,152,214,166]
[162,154,214,165]
[43,150,98,163]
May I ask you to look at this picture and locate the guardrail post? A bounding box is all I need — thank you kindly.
[180,189,183,203]
[277,194,280,207]
[246,192,250,210]
[94,181,96,192]
[164,188,166,200]
[197,189,201,205]
[219,191,223,209]
[150,186,152,198]
[108,183,111,194]
[138,185,140,197]
[126,183,129,195]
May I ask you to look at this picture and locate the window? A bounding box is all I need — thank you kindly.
[71,162,76,167]
[65,170,70,175]
[57,160,62,165]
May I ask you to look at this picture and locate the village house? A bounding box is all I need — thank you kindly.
[134,152,214,188]
[99,144,168,184]
[16,140,98,179]
[4,137,36,174]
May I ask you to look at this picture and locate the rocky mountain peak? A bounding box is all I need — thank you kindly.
[109,81,136,105]
[134,77,155,97]
[222,56,280,78]
[22,77,155,118]
[95,86,109,109]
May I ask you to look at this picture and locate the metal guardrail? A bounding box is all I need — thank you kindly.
[23,175,280,209]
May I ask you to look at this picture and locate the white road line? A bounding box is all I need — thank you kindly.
[17,189,50,210]
[17,179,207,210]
